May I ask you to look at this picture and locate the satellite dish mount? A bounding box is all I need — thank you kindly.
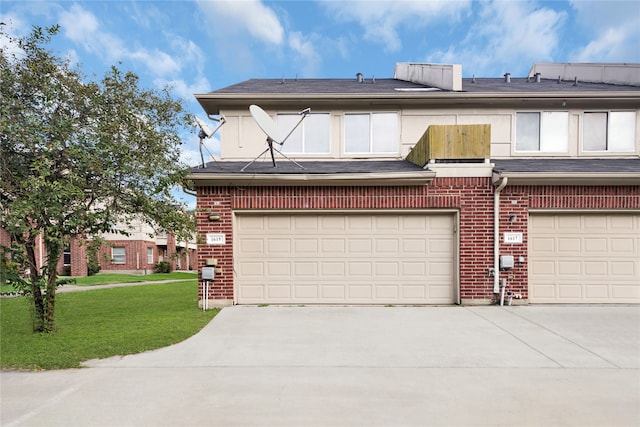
[242,105,310,172]
[196,116,225,168]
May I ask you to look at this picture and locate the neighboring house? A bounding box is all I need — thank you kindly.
[1,218,196,277]
[86,217,197,275]
[188,62,640,308]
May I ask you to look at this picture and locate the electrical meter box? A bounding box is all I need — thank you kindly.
[499,255,514,270]
[201,267,216,280]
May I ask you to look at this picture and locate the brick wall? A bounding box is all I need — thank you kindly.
[195,181,640,305]
[98,240,158,274]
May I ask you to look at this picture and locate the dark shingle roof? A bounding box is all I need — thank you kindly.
[210,78,433,95]
[492,158,640,173]
[208,77,639,96]
[190,160,426,175]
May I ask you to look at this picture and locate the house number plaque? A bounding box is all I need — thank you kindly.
[503,232,523,244]
[206,233,226,245]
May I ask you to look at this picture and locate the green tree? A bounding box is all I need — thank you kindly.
[0,25,195,332]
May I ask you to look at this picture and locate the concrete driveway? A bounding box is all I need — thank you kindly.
[2,305,639,426]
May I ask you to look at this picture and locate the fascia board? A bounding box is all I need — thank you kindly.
[187,171,436,187]
[492,171,640,186]
[195,91,640,115]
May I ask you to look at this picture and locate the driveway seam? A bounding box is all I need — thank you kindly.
[464,307,564,367]
[502,308,622,369]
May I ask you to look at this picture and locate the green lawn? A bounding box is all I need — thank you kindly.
[0,280,218,370]
[72,271,197,286]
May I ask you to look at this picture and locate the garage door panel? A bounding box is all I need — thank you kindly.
[267,262,291,276]
[321,262,345,275]
[530,213,640,304]
[612,285,640,300]
[293,216,318,230]
[237,213,455,305]
[295,285,318,299]
[294,238,318,253]
[611,238,634,252]
[321,285,345,299]
[321,239,345,253]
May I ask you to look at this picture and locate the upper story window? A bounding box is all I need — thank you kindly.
[583,111,636,152]
[515,111,568,152]
[345,112,398,154]
[278,113,330,154]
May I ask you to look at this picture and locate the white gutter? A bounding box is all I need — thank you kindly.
[493,177,508,294]
[186,171,436,187]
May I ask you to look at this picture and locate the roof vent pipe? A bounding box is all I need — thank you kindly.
[504,72,511,83]
[535,72,541,83]
[573,76,578,86]
[472,74,476,83]
[356,72,364,83]
[557,75,562,84]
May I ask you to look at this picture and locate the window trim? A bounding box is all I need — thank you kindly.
[343,111,400,155]
[111,247,126,265]
[580,110,637,155]
[514,111,569,154]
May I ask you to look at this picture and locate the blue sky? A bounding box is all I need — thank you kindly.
[2,0,639,206]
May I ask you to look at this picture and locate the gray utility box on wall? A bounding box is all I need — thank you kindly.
[499,255,514,270]
[201,267,216,280]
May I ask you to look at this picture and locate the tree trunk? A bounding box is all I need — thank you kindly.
[43,243,61,333]
[24,235,45,332]
[43,266,57,332]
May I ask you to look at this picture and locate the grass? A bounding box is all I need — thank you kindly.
[71,271,197,286]
[0,280,218,370]
[0,272,197,295]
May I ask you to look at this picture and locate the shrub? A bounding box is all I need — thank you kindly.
[87,262,101,276]
[154,261,172,274]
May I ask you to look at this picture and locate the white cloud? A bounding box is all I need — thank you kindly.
[59,4,99,46]
[197,0,284,46]
[154,76,212,103]
[288,32,321,76]
[569,1,640,62]
[321,0,471,53]
[58,4,181,78]
[129,49,181,76]
[427,1,566,76]
[0,15,28,60]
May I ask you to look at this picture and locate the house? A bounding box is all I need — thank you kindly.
[1,217,196,277]
[188,62,640,308]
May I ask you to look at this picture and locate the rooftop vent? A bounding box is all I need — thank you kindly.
[504,72,511,83]
[535,72,541,83]
[356,72,364,83]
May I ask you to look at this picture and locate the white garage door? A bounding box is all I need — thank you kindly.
[529,213,640,304]
[236,213,455,305]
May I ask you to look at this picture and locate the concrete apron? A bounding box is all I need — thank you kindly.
[2,305,639,426]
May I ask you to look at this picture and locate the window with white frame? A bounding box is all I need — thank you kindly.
[583,111,636,152]
[112,247,126,264]
[345,112,398,154]
[277,113,330,154]
[147,247,153,264]
[515,111,568,152]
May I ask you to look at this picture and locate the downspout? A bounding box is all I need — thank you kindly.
[494,176,508,294]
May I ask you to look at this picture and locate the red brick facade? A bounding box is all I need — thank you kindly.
[196,179,640,305]
[1,231,196,277]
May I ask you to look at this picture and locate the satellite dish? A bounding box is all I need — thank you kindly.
[195,116,225,168]
[195,116,214,138]
[249,105,281,143]
[242,104,310,172]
